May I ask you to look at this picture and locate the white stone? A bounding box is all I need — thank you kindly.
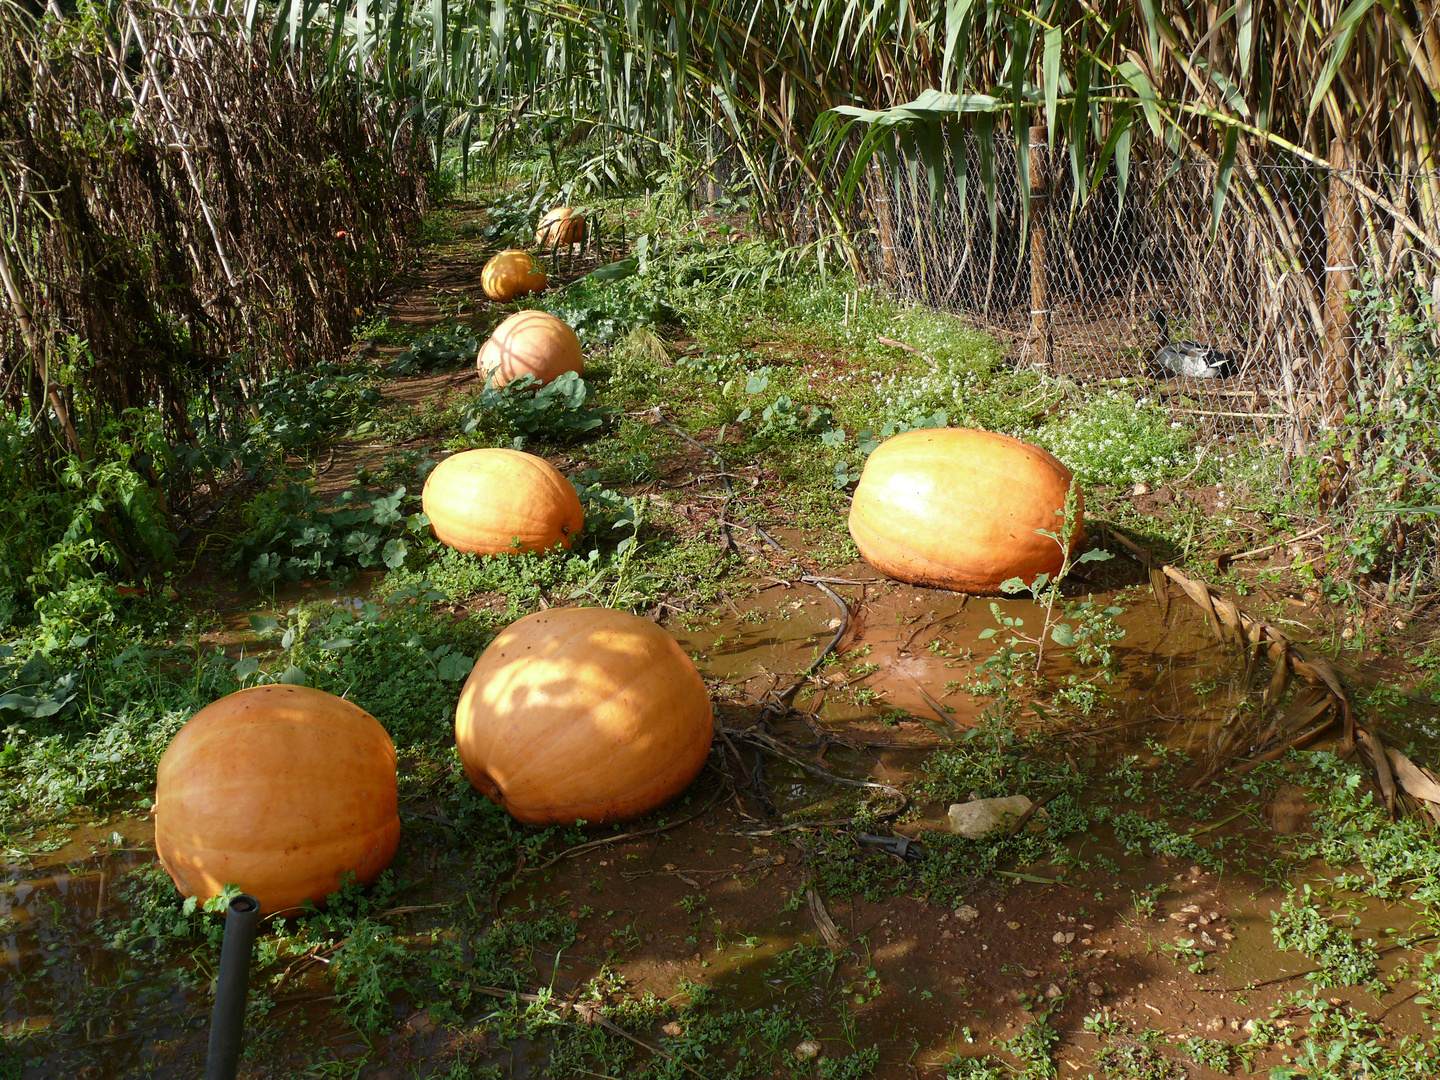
[947,796,1039,838]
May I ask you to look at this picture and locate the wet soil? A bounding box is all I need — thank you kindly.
[7,564,1438,1078]
[7,202,1440,1078]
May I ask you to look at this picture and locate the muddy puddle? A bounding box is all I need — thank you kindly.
[7,563,1440,1077]
[0,815,170,1061]
[207,572,382,648]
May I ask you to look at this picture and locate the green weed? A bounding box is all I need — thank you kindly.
[1271,885,1381,989]
[1036,391,1195,487]
[228,480,427,585]
[1178,1035,1233,1071]
[384,322,478,375]
[459,370,613,445]
[1093,1042,1187,1080]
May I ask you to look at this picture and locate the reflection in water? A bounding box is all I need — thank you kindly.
[8,570,1438,1074]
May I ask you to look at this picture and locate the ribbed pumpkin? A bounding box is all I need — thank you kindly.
[848,427,1083,593]
[482,250,548,302]
[455,607,714,825]
[535,206,585,247]
[476,310,584,388]
[153,685,400,915]
[422,448,584,556]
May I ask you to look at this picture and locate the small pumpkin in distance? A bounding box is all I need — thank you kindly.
[153,685,400,915]
[535,206,585,247]
[476,309,583,388]
[455,606,714,825]
[848,427,1083,594]
[482,249,548,302]
[422,447,584,556]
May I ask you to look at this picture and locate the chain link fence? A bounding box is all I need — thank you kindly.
[863,132,1440,475]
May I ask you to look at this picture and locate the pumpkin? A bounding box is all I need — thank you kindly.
[476,309,584,388]
[535,206,585,247]
[153,685,400,915]
[482,249,548,303]
[455,606,714,825]
[422,447,584,556]
[848,427,1083,594]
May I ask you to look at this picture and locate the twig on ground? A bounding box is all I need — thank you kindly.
[1217,522,1328,570]
[721,725,910,819]
[806,887,846,951]
[525,785,726,871]
[469,986,706,1077]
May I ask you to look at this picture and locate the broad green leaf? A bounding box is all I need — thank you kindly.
[976,110,997,232]
[437,653,474,681]
[915,118,946,208]
[1211,124,1240,237]
[1118,61,1164,138]
[1237,0,1254,80]
[1309,0,1374,120]
[940,0,976,88]
[1042,24,1061,145]
[1068,53,1091,205]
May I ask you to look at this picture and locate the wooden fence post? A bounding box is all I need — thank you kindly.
[1320,139,1357,507]
[1324,138,1357,425]
[871,161,897,277]
[1024,124,1054,369]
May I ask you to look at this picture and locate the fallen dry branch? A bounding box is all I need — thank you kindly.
[468,985,706,1077]
[524,784,727,872]
[1100,522,1439,817]
[1216,522,1330,571]
[720,724,911,821]
[806,886,846,952]
[621,852,785,888]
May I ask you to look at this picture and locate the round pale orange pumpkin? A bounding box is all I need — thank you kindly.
[455,607,714,825]
[422,448,584,555]
[535,206,585,247]
[476,309,584,388]
[153,685,400,915]
[482,250,548,302]
[848,427,1083,593]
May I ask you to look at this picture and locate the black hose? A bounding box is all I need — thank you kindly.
[205,893,260,1080]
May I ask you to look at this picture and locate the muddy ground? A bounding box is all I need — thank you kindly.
[4,199,1440,1079]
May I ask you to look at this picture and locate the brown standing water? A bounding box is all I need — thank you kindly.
[4,560,1438,1078]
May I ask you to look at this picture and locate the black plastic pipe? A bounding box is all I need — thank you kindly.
[205,893,260,1080]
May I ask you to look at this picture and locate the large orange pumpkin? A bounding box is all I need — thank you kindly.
[535,207,585,247]
[455,607,714,825]
[482,250,548,302]
[153,685,400,915]
[476,310,584,388]
[422,448,584,555]
[848,427,1083,593]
